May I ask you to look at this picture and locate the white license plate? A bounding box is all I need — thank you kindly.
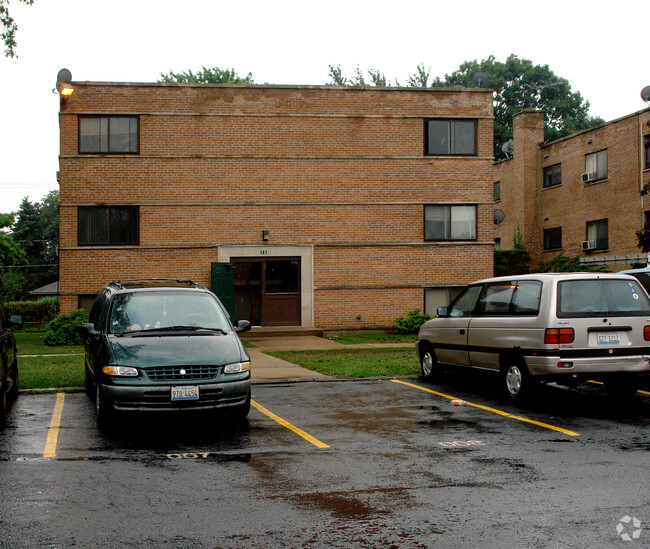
[596,332,621,345]
[171,386,199,401]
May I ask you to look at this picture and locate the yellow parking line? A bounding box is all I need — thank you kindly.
[251,399,329,449]
[43,393,65,458]
[587,380,650,395]
[392,379,580,437]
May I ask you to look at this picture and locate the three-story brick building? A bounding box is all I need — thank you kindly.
[494,107,650,270]
[58,81,494,329]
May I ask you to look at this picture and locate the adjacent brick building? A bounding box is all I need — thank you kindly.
[58,82,494,329]
[494,107,650,269]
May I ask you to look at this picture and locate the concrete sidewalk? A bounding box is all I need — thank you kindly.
[244,335,413,383]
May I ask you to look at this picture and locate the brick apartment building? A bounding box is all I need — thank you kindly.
[57,81,494,329]
[494,107,650,269]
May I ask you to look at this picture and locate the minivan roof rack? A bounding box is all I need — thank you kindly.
[108,279,200,290]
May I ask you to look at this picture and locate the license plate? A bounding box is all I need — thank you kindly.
[596,332,621,345]
[171,386,199,401]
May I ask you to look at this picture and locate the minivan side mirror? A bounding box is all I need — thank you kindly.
[436,307,449,318]
[9,315,23,328]
[235,320,251,333]
[80,323,100,337]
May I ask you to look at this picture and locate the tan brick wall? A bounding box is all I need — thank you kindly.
[58,83,494,327]
[495,108,650,270]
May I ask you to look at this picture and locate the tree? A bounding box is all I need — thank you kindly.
[330,55,603,158]
[0,212,27,301]
[41,190,59,264]
[328,65,392,87]
[1,0,34,57]
[444,55,604,158]
[159,66,254,84]
[12,196,45,262]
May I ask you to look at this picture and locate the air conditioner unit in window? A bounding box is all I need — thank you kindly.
[582,240,596,251]
[581,172,595,183]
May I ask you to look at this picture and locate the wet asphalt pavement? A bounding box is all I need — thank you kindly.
[0,373,648,549]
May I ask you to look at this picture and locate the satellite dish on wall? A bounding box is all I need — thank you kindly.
[472,72,489,87]
[501,139,514,157]
[641,86,650,105]
[57,68,72,83]
[494,209,505,226]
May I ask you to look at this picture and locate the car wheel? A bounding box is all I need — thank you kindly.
[420,346,439,381]
[95,383,113,432]
[84,366,94,399]
[502,363,535,401]
[8,361,19,401]
[607,376,638,400]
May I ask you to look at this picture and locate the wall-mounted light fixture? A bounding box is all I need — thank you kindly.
[262,230,270,242]
[55,68,74,96]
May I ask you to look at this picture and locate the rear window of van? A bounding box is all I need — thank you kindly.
[557,279,650,318]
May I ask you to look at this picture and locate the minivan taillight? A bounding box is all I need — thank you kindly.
[545,328,575,344]
[644,326,650,341]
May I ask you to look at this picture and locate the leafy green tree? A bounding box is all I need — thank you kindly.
[444,55,604,158]
[407,64,441,88]
[41,190,59,264]
[0,212,27,301]
[12,197,45,262]
[159,66,254,84]
[1,0,34,57]
[328,65,392,87]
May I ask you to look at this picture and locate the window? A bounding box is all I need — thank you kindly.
[586,219,608,250]
[425,205,477,240]
[543,163,562,188]
[543,227,562,251]
[79,116,139,153]
[645,136,650,169]
[557,279,650,318]
[493,181,501,202]
[474,281,542,317]
[424,287,463,316]
[494,238,501,250]
[425,119,476,155]
[585,150,607,181]
[448,285,483,317]
[78,206,139,246]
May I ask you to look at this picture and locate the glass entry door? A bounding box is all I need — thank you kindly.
[233,258,301,326]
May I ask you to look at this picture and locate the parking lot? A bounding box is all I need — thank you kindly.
[1,374,648,548]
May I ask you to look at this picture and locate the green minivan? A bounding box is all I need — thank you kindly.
[80,279,252,430]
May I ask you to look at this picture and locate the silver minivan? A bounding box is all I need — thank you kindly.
[417,273,650,400]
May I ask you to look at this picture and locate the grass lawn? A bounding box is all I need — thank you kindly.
[15,332,84,389]
[267,347,420,378]
[325,332,416,345]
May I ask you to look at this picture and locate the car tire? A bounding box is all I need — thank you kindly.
[95,383,113,432]
[8,360,19,401]
[419,345,439,381]
[607,376,638,400]
[502,362,535,401]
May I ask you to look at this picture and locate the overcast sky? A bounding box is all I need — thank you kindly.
[0,0,646,213]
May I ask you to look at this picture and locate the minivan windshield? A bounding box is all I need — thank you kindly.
[108,290,232,334]
[557,279,650,318]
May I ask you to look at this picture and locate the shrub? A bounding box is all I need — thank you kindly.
[4,297,59,325]
[395,308,433,335]
[44,309,88,346]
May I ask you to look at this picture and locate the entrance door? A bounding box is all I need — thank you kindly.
[233,258,301,326]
